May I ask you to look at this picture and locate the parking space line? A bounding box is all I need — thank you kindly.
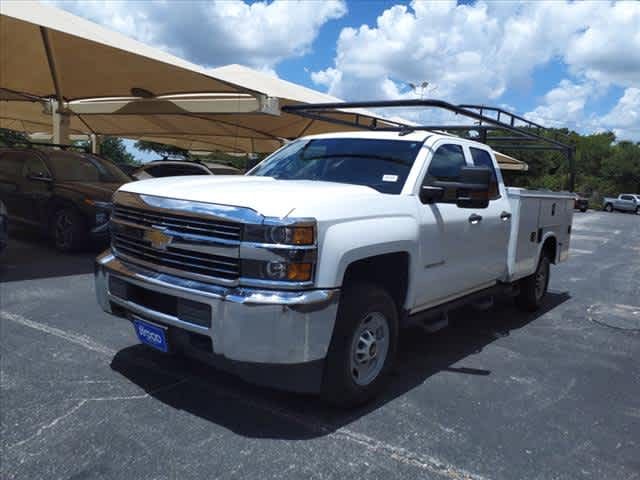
[1,311,116,356]
[1,310,487,480]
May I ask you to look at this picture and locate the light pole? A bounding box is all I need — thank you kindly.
[408,81,436,99]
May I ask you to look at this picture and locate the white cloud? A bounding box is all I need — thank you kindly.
[46,0,347,70]
[600,88,640,141]
[312,1,640,140]
[525,79,604,129]
[566,2,640,87]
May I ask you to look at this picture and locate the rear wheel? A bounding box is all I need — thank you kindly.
[580,207,587,213]
[52,208,87,252]
[322,283,398,408]
[604,203,613,212]
[516,254,550,312]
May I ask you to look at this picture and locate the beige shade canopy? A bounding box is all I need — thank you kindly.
[0,1,247,100]
[0,1,400,153]
[494,151,529,171]
[0,1,528,171]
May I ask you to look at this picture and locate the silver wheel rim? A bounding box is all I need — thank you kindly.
[55,213,73,248]
[535,261,548,300]
[350,312,390,386]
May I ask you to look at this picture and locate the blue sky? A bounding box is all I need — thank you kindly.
[49,0,640,160]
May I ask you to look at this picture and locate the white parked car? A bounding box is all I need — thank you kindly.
[96,131,574,406]
[131,160,241,180]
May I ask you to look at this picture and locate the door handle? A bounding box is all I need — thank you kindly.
[468,214,483,224]
[500,211,512,221]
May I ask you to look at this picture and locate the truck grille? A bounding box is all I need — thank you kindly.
[112,205,242,242]
[111,202,242,283]
[112,232,240,280]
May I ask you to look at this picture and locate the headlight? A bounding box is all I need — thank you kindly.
[244,223,315,245]
[240,218,316,285]
[241,259,314,282]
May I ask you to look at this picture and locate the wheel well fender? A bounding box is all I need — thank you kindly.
[47,198,85,228]
[341,251,411,313]
[539,234,557,264]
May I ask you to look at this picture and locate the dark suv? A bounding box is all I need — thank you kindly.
[0,148,130,251]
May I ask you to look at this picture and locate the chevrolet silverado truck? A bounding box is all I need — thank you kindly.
[602,194,640,214]
[96,131,574,406]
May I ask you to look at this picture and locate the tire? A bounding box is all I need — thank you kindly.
[322,283,398,408]
[516,254,550,312]
[52,208,87,252]
[635,207,639,215]
[604,203,613,212]
[580,207,587,213]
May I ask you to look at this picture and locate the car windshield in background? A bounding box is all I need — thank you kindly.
[47,152,131,183]
[249,138,423,194]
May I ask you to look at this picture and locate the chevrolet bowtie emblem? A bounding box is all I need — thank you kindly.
[144,229,172,250]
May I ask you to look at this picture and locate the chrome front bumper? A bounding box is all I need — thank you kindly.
[95,251,339,365]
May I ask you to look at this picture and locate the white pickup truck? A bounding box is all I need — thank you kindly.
[95,131,574,406]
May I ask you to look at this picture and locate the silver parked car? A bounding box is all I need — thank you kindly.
[602,194,640,214]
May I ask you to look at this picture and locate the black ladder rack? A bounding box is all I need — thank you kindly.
[281,99,576,190]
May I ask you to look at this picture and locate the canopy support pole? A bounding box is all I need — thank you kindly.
[90,133,101,154]
[41,27,71,146]
[40,27,64,106]
[51,99,70,146]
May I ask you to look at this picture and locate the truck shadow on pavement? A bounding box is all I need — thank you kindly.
[110,291,570,440]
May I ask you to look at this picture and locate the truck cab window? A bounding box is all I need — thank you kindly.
[469,147,499,199]
[423,144,466,202]
[425,144,466,182]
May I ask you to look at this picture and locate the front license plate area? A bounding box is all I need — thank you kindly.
[133,317,169,353]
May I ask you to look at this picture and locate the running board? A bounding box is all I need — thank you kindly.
[405,283,517,331]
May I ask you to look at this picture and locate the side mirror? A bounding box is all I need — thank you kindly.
[419,185,444,204]
[420,166,491,208]
[455,166,491,209]
[27,172,52,183]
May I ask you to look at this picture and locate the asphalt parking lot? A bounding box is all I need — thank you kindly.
[1,211,639,480]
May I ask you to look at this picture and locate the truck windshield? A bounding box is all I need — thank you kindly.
[249,138,422,194]
[47,151,131,183]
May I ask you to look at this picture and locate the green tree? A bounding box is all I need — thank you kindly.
[134,140,190,159]
[0,128,29,147]
[73,136,137,166]
[99,137,137,166]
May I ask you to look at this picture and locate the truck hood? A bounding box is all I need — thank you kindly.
[119,176,392,219]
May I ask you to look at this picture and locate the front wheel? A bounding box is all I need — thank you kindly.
[580,207,587,213]
[604,203,613,212]
[322,283,398,408]
[52,208,87,252]
[516,254,550,312]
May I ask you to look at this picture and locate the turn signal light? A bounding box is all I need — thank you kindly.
[287,263,312,281]
[291,226,314,245]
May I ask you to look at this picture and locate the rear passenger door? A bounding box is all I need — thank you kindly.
[467,146,511,282]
